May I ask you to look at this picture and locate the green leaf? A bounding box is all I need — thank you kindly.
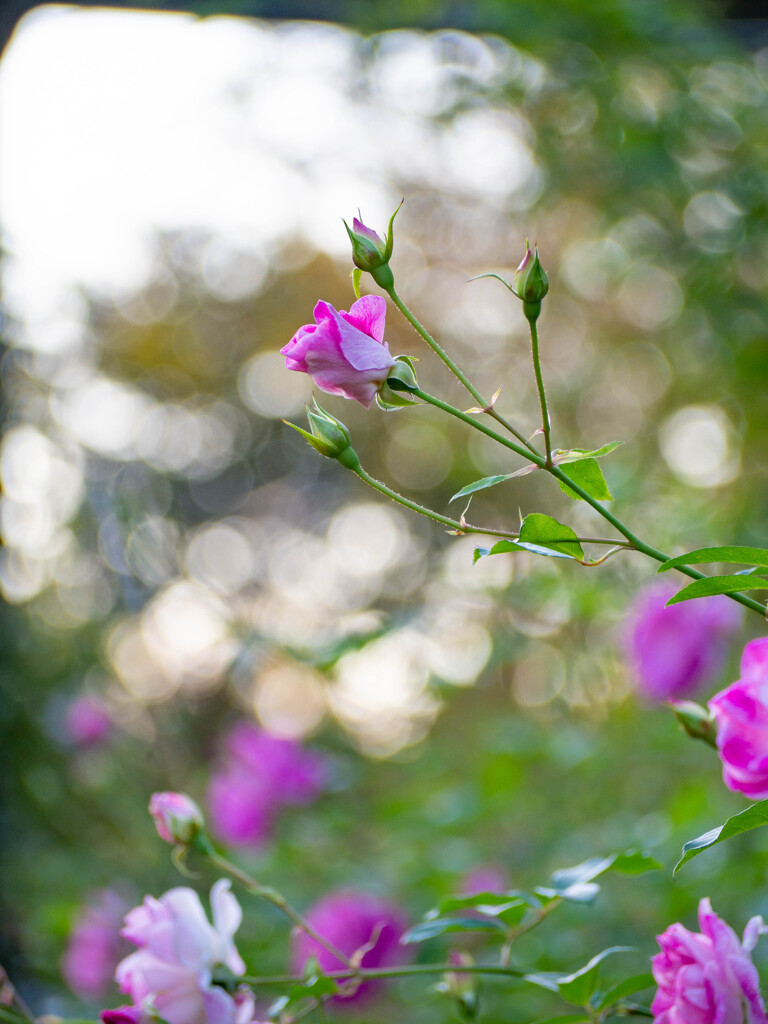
[674,799,768,874]
[474,538,575,562]
[666,574,768,605]
[594,972,655,1010]
[558,458,613,501]
[400,916,507,944]
[430,890,532,915]
[658,546,768,573]
[519,513,584,559]
[557,947,634,1006]
[553,442,622,463]
[545,851,661,902]
[450,464,537,502]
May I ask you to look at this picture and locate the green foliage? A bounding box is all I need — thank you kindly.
[557,459,613,502]
[675,799,768,874]
[667,574,768,604]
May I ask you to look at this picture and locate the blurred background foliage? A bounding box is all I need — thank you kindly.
[2,0,768,1021]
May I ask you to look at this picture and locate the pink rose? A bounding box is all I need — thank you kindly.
[281,296,396,408]
[291,891,410,1004]
[149,792,205,845]
[110,880,249,1024]
[709,637,768,799]
[652,898,767,1024]
[623,583,741,701]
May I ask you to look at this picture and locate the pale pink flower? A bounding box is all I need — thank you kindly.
[149,792,205,845]
[624,583,741,701]
[652,897,767,1024]
[111,881,248,1024]
[709,637,768,799]
[62,890,127,999]
[291,891,410,1004]
[281,296,396,408]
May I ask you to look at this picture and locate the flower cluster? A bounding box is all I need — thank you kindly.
[207,723,327,847]
[291,891,410,1004]
[710,637,768,800]
[624,583,741,701]
[103,881,254,1024]
[652,898,767,1024]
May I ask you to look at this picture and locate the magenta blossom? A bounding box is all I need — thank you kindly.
[62,890,127,1000]
[109,880,250,1024]
[291,891,410,1004]
[207,723,327,849]
[149,792,205,845]
[64,695,114,747]
[652,897,767,1024]
[624,583,741,701]
[709,637,768,799]
[281,296,396,408]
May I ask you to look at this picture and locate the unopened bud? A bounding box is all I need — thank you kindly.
[514,241,548,321]
[668,700,718,748]
[342,202,402,290]
[286,401,360,469]
[149,792,205,845]
[437,952,478,1020]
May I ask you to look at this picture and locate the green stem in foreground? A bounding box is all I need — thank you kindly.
[240,962,527,986]
[202,847,353,968]
[409,387,767,618]
[528,315,552,466]
[387,285,540,455]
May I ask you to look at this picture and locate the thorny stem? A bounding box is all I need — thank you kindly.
[528,316,552,466]
[407,388,767,617]
[204,849,353,969]
[387,286,540,456]
[353,465,631,549]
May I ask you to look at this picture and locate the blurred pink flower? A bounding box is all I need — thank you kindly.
[710,637,768,799]
[62,889,127,1000]
[149,792,205,845]
[207,724,327,849]
[291,891,410,1004]
[64,695,114,747]
[460,866,509,896]
[652,897,767,1024]
[624,583,741,701]
[281,296,396,408]
[108,881,249,1024]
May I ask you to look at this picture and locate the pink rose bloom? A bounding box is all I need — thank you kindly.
[291,891,410,1004]
[281,296,396,408]
[652,898,767,1024]
[64,695,113,747]
[62,890,127,1000]
[624,583,741,700]
[207,724,327,848]
[111,880,249,1024]
[149,792,205,845]
[710,637,768,799]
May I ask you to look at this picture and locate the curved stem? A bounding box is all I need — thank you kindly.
[354,465,625,548]
[387,286,539,455]
[204,849,353,968]
[410,388,767,618]
[528,316,552,466]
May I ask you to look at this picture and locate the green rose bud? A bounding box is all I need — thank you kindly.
[668,700,718,748]
[285,400,360,469]
[342,202,402,290]
[514,241,549,321]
